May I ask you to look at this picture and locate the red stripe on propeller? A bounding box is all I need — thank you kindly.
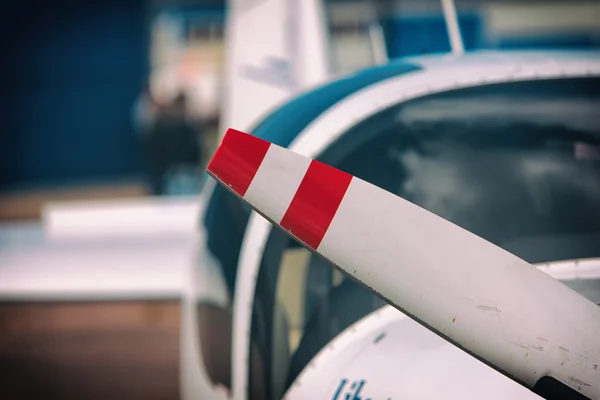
[207,128,271,197]
[280,160,353,249]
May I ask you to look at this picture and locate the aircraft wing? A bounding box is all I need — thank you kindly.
[0,196,202,301]
[207,128,600,399]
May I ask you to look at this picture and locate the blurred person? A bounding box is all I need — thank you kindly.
[143,91,202,195]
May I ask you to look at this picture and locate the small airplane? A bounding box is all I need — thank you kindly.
[2,0,599,399]
[205,127,600,399]
[179,1,600,399]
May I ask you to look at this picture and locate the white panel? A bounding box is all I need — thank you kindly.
[42,196,201,239]
[0,197,207,301]
[536,258,600,281]
[220,0,330,135]
[318,177,600,397]
[287,306,541,399]
[232,52,600,400]
[0,237,191,300]
[296,0,331,88]
[180,245,230,400]
[287,260,600,398]
[244,144,310,223]
[232,214,273,400]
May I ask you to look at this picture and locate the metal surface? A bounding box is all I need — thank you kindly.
[209,129,600,398]
[441,0,465,55]
[228,50,600,400]
[285,305,542,400]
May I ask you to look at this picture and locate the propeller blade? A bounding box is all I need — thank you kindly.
[207,128,600,398]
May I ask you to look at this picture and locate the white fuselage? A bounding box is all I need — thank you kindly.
[221,51,600,400]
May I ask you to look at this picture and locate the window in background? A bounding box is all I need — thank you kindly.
[457,0,600,50]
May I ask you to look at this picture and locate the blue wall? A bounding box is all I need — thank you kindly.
[381,13,600,58]
[382,13,482,58]
[496,34,600,50]
[1,0,149,190]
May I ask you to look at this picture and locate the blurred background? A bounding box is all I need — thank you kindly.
[2,0,600,212]
[1,0,599,399]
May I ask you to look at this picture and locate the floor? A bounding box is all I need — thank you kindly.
[0,126,219,399]
[0,190,200,400]
[0,301,181,400]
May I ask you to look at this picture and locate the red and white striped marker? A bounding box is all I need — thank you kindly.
[207,128,352,250]
[207,128,600,398]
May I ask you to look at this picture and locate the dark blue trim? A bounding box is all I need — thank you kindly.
[249,60,421,148]
[495,35,600,50]
[162,8,226,27]
[381,13,482,57]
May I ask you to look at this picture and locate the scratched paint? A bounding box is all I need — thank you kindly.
[476,305,501,313]
[510,341,530,350]
[570,377,591,388]
[373,333,386,344]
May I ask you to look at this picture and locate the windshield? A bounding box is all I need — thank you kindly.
[356,83,600,263]
[248,76,600,400]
